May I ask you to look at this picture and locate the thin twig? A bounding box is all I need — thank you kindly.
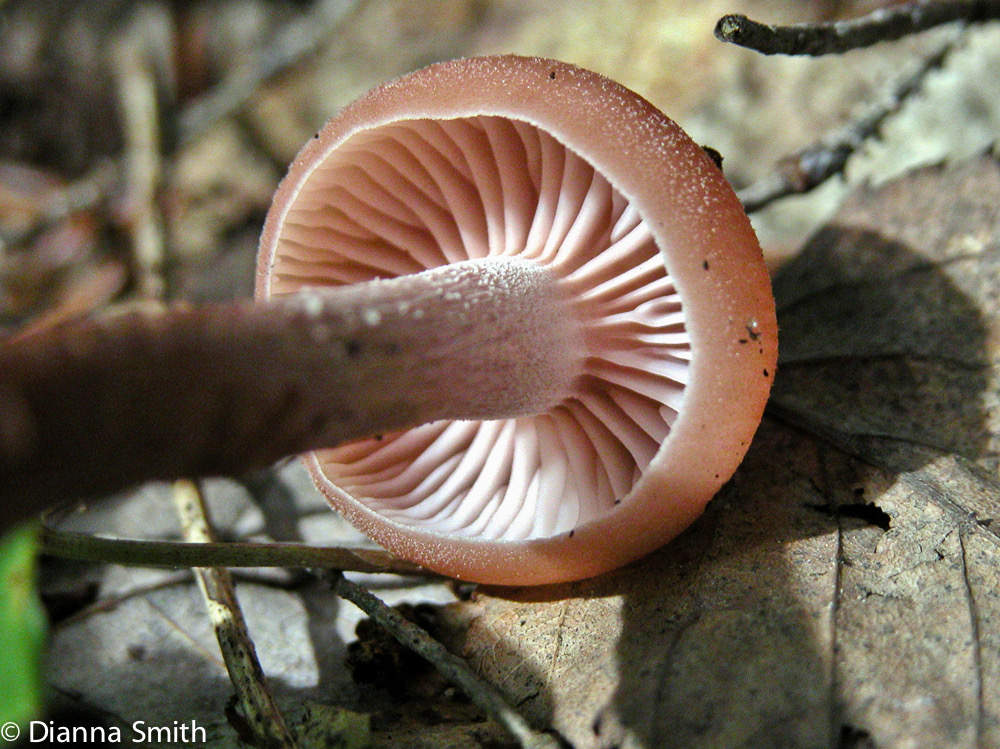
[715,0,1000,56]
[39,524,436,577]
[50,568,314,630]
[173,480,297,749]
[176,0,360,146]
[738,35,957,213]
[113,33,167,300]
[329,571,567,749]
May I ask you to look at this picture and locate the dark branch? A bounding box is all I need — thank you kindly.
[715,1,998,56]
[738,37,956,212]
[39,525,436,577]
[329,572,565,749]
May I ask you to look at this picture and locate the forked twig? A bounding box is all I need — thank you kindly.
[737,35,958,212]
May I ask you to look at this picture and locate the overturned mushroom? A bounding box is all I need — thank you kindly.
[257,55,777,584]
[0,56,775,585]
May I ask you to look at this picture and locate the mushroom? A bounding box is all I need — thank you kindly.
[256,55,777,585]
[0,56,775,585]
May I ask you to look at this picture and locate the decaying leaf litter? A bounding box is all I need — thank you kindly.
[4,1,1000,747]
[453,154,1000,748]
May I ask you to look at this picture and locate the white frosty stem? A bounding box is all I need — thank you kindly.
[0,257,586,514]
[282,256,587,427]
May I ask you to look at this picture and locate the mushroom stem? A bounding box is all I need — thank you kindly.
[0,257,586,522]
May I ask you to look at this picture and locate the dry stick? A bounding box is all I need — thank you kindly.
[328,571,567,749]
[176,0,360,146]
[119,28,295,747]
[737,36,957,213]
[118,27,296,746]
[715,0,1000,56]
[39,524,435,577]
[113,34,167,301]
[51,568,319,631]
[53,570,195,629]
[173,480,298,749]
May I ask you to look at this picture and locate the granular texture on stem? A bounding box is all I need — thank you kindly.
[0,259,582,526]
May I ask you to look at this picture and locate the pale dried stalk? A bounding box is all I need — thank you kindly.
[113,34,167,300]
[172,480,297,749]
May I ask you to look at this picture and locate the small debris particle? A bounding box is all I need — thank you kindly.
[374,434,384,441]
[345,339,362,357]
[763,369,770,377]
[568,529,575,538]
[806,501,891,531]
[702,260,710,271]
[362,308,381,326]
[839,724,876,749]
[738,338,749,344]
[746,318,761,340]
[549,71,556,79]
[701,145,724,169]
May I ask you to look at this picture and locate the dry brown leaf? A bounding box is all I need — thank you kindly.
[443,154,1000,749]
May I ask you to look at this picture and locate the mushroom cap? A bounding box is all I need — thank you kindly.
[257,55,777,585]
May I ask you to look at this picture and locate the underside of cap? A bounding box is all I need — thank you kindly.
[257,55,777,584]
[266,114,687,541]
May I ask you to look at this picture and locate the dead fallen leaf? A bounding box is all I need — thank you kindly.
[444,154,1000,749]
